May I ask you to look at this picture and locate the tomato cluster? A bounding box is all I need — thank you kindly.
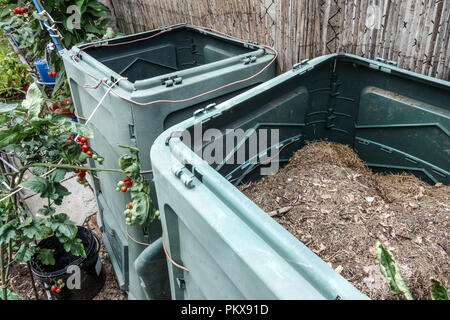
[65,134,105,185]
[75,168,87,184]
[116,176,133,192]
[12,6,28,14]
[50,279,64,294]
[48,71,57,77]
[123,201,136,225]
[75,135,94,157]
[66,135,103,163]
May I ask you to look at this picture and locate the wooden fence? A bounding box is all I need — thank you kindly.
[107,0,450,80]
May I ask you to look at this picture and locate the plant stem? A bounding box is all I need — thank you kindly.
[0,244,7,300]
[4,240,12,290]
[21,163,123,174]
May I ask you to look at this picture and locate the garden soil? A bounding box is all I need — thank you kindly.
[239,141,450,300]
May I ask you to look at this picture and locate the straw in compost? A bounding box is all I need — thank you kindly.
[239,141,450,300]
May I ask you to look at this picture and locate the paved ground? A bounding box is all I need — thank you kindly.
[22,172,97,225]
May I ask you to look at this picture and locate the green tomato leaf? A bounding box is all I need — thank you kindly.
[37,248,55,266]
[0,129,20,149]
[0,102,19,113]
[119,154,139,176]
[48,214,78,239]
[22,177,48,194]
[14,244,37,263]
[48,169,67,182]
[0,219,18,244]
[31,166,48,176]
[63,238,86,258]
[131,192,151,226]
[37,206,56,217]
[55,183,71,198]
[58,119,94,139]
[22,83,44,119]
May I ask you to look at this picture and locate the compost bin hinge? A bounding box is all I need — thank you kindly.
[161,75,183,87]
[171,165,195,189]
[375,57,397,66]
[245,40,258,49]
[369,57,397,73]
[171,162,203,189]
[292,59,313,73]
[165,131,184,146]
[193,103,217,118]
[242,55,257,64]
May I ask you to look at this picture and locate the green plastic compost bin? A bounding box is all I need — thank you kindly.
[151,53,449,299]
[61,23,276,300]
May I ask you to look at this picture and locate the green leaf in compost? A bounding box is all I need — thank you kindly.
[431,279,449,300]
[375,241,414,300]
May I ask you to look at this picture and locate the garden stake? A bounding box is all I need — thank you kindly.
[26,261,40,300]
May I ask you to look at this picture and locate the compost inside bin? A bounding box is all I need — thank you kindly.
[239,141,450,300]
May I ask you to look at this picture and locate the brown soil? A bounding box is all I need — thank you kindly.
[239,141,450,300]
[9,214,127,300]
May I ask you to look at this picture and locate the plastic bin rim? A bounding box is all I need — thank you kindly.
[162,53,450,131]
[75,23,261,51]
[64,23,274,91]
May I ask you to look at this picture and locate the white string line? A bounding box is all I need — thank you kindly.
[84,77,126,126]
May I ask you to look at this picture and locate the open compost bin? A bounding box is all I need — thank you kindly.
[62,23,276,300]
[151,53,449,299]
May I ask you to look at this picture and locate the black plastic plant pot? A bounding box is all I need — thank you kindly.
[30,226,105,300]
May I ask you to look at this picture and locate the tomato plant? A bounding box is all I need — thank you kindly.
[0,50,31,98]
[0,83,158,300]
[0,83,117,300]
[117,145,159,227]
